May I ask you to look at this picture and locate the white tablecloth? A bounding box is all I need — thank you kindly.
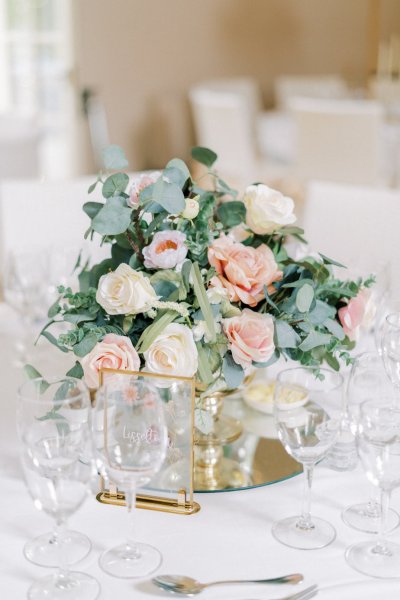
[2,305,400,598]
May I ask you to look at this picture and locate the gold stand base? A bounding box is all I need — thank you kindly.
[194,457,250,491]
[96,490,201,515]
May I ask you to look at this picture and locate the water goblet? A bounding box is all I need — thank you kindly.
[272,367,343,550]
[346,400,400,578]
[341,352,399,533]
[17,376,100,599]
[92,376,168,578]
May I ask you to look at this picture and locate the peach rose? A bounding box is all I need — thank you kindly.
[223,309,275,369]
[338,288,376,341]
[80,333,140,389]
[208,235,282,307]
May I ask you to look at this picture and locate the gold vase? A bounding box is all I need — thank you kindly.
[193,384,252,491]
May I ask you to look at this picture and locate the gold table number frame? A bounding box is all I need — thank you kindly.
[95,368,200,515]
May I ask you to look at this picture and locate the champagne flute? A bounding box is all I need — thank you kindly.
[346,400,400,578]
[341,352,399,533]
[272,367,343,550]
[92,376,168,578]
[17,377,100,599]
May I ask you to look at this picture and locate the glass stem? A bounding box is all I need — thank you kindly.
[51,476,70,584]
[298,464,314,530]
[374,488,392,555]
[125,480,140,557]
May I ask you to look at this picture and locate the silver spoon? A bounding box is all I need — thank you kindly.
[152,573,303,595]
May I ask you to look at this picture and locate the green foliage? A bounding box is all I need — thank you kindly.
[102,173,129,198]
[222,354,244,389]
[102,145,129,170]
[216,201,246,228]
[92,196,132,236]
[191,146,217,167]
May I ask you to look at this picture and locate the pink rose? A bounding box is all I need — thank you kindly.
[80,333,140,389]
[143,230,188,270]
[338,288,375,341]
[128,171,161,208]
[208,235,282,307]
[223,309,275,369]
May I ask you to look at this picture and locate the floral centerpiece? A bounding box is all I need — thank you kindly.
[37,145,372,429]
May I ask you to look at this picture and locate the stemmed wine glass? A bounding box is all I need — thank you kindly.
[92,376,168,578]
[346,399,400,578]
[381,312,400,397]
[342,352,399,533]
[272,367,343,550]
[17,377,100,599]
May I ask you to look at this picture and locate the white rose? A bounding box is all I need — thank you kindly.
[181,197,200,220]
[244,184,296,235]
[96,263,157,315]
[144,323,198,378]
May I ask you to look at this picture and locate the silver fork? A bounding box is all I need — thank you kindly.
[244,583,318,600]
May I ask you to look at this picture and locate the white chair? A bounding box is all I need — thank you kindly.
[300,180,400,291]
[189,78,293,185]
[274,75,348,111]
[0,177,112,295]
[290,98,384,186]
[0,114,40,178]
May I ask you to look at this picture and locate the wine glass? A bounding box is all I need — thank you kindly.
[17,377,100,599]
[342,352,399,533]
[92,376,168,578]
[381,312,400,396]
[346,399,400,578]
[272,367,343,550]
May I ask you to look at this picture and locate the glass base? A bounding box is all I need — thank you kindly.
[99,542,162,578]
[24,530,92,567]
[346,540,400,578]
[28,571,100,599]
[272,515,336,550]
[342,503,400,534]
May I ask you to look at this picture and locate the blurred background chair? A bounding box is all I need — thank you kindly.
[189,77,294,186]
[0,114,40,179]
[274,75,349,111]
[290,98,384,185]
[300,180,400,292]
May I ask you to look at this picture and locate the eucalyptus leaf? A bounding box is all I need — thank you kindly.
[308,300,336,325]
[216,201,246,228]
[319,253,347,269]
[41,330,69,352]
[191,146,217,168]
[194,407,214,435]
[166,158,191,182]
[274,320,300,349]
[102,145,129,170]
[296,283,314,313]
[66,361,84,379]
[152,177,185,214]
[324,318,346,341]
[223,354,245,389]
[83,201,103,220]
[102,173,129,199]
[92,196,132,236]
[73,332,99,358]
[163,165,187,188]
[23,365,49,394]
[299,330,332,352]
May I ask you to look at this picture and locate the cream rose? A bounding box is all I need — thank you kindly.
[96,263,157,315]
[181,197,200,220]
[144,323,198,378]
[244,184,296,235]
[80,333,140,389]
[223,309,275,370]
